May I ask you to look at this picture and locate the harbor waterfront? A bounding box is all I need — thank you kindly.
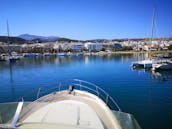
[0,53,172,129]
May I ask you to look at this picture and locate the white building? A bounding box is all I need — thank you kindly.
[84,42,103,52]
[70,42,84,52]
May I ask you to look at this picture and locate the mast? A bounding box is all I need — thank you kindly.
[148,7,156,57]
[151,7,156,44]
[7,20,10,43]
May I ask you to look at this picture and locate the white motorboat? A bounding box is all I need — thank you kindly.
[132,58,172,69]
[152,60,172,71]
[132,59,154,69]
[0,79,141,129]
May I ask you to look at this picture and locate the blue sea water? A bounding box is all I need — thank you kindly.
[0,54,172,129]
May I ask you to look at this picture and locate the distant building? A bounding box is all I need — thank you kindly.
[71,43,84,52]
[143,45,149,51]
[53,43,59,50]
[52,42,69,51]
[84,42,103,52]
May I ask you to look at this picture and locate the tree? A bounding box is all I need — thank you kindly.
[168,45,172,50]
[100,48,106,51]
[121,46,133,51]
[0,46,5,53]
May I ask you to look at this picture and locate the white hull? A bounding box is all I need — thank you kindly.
[152,62,172,71]
[132,59,172,69]
[132,59,153,69]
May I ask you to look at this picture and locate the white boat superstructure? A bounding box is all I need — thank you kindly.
[132,59,154,69]
[0,79,141,129]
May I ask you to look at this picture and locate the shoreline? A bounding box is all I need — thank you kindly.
[111,50,172,54]
[1,50,172,54]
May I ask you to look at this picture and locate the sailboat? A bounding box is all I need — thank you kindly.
[6,20,21,62]
[132,8,161,69]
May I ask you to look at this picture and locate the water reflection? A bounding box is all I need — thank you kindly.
[1,54,172,83]
[9,62,15,95]
[0,54,139,101]
[0,54,137,69]
[151,70,172,82]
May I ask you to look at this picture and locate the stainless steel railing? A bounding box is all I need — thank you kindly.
[0,79,122,125]
[46,79,122,111]
[16,79,121,111]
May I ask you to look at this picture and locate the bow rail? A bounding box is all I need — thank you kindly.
[16,79,121,111]
[55,79,121,111]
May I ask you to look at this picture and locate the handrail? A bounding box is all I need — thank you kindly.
[57,79,121,111]
[17,79,121,111]
[77,79,121,111]
[71,83,98,94]
[74,79,110,96]
[11,101,23,128]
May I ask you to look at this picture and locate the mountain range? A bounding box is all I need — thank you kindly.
[18,34,59,42]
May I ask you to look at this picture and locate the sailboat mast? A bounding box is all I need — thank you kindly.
[7,20,10,43]
[151,8,156,43]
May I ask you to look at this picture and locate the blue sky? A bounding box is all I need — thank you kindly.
[0,0,172,40]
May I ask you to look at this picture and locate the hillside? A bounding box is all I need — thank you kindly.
[18,34,59,42]
[0,36,27,44]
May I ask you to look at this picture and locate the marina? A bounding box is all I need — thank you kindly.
[0,0,172,128]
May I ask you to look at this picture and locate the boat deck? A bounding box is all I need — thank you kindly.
[18,90,121,129]
[22,100,104,129]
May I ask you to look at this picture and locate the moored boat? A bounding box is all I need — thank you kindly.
[152,60,172,71]
[9,52,22,62]
[0,54,9,61]
[57,52,67,56]
[132,59,155,69]
[9,56,20,62]
[132,58,172,69]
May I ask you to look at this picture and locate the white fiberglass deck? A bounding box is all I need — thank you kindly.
[18,90,122,129]
[23,100,104,129]
[133,59,153,65]
[0,80,142,129]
